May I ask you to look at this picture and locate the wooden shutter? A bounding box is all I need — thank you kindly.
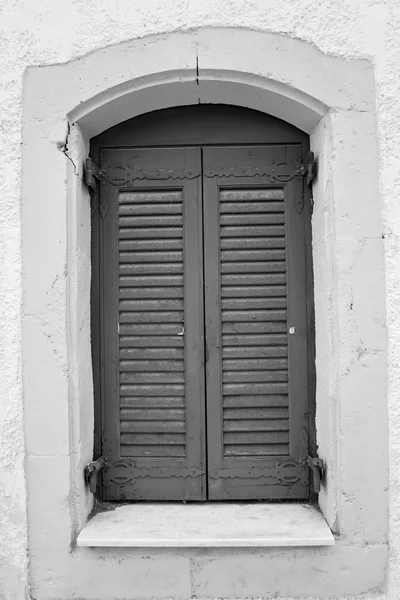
[100,147,206,501]
[203,146,310,500]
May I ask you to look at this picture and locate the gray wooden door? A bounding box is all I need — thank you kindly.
[100,147,206,500]
[97,143,310,501]
[203,146,310,500]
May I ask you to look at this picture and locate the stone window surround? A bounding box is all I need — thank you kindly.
[21,27,388,593]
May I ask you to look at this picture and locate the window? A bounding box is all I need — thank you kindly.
[91,106,314,502]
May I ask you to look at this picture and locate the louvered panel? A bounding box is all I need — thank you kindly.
[121,445,186,458]
[223,382,288,395]
[223,395,289,407]
[220,214,286,225]
[222,334,287,346]
[224,419,289,431]
[120,348,185,359]
[221,238,286,249]
[223,359,288,370]
[119,335,184,348]
[219,188,290,459]
[222,274,286,285]
[221,250,286,261]
[119,215,183,227]
[222,286,286,299]
[222,371,288,383]
[119,239,183,251]
[221,262,286,273]
[120,287,184,299]
[224,407,289,419]
[120,324,184,335]
[120,384,185,396]
[118,190,186,462]
[119,263,183,274]
[222,298,286,309]
[221,310,287,321]
[119,204,183,215]
[224,445,288,456]
[119,227,183,239]
[119,251,183,263]
[120,299,184,310]
[120,373,185,384]
[222,322,287,333]
[120,360,184,371]
[220,202,284,213]
[119,275,183,286]
[119,191,183,203]
[222,346,288,358]
[121,408,185,420]
[119,311,184,323]
[221,225,286,237]
[120,397,185,408]
[121,422,186,433]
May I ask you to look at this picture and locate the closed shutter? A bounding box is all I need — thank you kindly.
[203,146,310,500]
[96,143,311,502]
[100,147,206,501]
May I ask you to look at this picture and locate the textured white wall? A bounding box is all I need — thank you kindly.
[0,1,399,599]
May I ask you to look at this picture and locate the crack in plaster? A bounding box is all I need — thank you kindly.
[59,121,78,175]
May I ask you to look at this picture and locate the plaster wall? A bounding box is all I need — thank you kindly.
[0,1,398,599]
[21,28,387,600]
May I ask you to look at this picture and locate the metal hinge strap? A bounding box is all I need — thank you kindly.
[208,460,309,487]
[102,460,205,488]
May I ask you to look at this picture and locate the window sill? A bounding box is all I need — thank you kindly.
[77,502,335,548]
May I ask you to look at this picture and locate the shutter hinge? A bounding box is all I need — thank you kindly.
[84,157,108,190]
[300,455,325,493]
[84,158,110,218]
[84,456,110,494]
[84,157,100,190]
[296,151,317,187]
[304,151,317,187]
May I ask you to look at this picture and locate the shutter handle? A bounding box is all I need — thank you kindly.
[177,326,185,336]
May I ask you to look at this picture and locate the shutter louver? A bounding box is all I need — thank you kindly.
[220,189,290,459]
[118,190,186,460]
[203,146,310,500]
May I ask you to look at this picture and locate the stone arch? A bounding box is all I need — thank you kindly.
[63,28,373,138]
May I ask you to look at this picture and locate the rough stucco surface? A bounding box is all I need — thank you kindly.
[0,1,400,599]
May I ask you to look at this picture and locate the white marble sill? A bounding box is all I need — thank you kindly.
[77,503,335,548]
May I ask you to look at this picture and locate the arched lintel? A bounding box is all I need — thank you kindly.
[71,70,326,137]
[62,27,374,138]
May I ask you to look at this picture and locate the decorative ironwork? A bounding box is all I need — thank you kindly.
[102,459,205,488]
[209,460,309,486]
[101,163,201,186]
[86,155,316,218]
[203,161,305,182]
